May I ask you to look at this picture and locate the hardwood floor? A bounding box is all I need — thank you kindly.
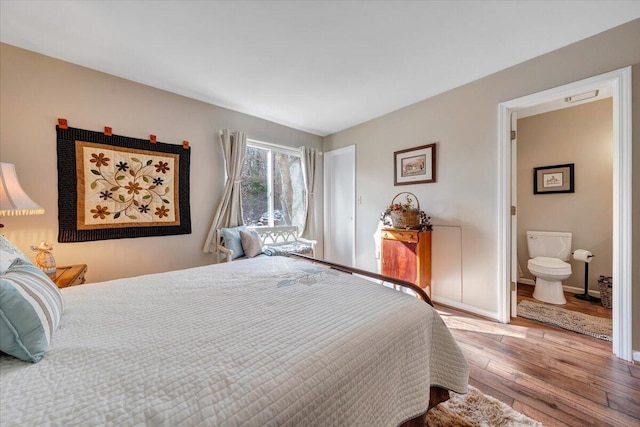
[436,300,639,427]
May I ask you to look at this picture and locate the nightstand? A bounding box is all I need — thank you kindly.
[50,264,88,288]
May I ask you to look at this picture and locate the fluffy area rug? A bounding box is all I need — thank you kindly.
[424,386,543,426]
[517,300,612,341]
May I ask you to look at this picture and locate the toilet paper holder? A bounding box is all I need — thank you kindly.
[573,250,600,302]
[573,249,594,263]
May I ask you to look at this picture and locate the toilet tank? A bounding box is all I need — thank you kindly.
[526,231,572,261]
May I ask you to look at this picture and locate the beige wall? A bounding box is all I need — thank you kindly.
[516,99,613,293]
[2,21,638,351]
[0,43,322,283]
[323,20,640,348]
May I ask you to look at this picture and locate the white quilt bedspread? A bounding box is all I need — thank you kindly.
[0,256,468,426]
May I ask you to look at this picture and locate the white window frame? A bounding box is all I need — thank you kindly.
[245,139,301,228]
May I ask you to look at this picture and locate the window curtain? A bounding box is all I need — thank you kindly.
[299,146,318,240]
[202,130,247,253]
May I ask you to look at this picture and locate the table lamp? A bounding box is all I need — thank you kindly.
[0,162,45,228]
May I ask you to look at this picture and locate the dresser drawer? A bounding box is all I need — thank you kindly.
[51,264,88,288]
[381,229,419,243]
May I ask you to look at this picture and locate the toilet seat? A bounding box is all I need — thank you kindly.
[528,257,571,276]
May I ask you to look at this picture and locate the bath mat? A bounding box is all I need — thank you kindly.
[424,385,544,426]
[517,300,612,341]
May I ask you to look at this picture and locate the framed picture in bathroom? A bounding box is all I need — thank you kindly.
[533,163,574,194]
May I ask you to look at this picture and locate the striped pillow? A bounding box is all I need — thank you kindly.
[0,258,65,362]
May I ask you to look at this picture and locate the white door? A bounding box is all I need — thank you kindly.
[323,145,355,266]
[510,112,518,317]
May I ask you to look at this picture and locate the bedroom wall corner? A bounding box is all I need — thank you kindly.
[0,43,322,282]
[322,20,640,328]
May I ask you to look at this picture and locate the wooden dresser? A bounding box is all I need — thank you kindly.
[380,228,432,298]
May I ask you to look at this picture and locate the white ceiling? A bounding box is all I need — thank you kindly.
[1,1,639,136]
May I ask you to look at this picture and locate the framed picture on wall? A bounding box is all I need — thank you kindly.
[533,163,574,194]
[394,143,437,186]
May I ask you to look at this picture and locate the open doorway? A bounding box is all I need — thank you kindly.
[515,97,613,339]
[498,67,633,361]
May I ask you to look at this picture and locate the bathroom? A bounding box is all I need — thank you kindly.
[516,93,613,323]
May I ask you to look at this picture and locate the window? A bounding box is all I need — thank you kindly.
[240,141,304,230]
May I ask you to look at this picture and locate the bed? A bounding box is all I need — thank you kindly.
[0,254,468,426]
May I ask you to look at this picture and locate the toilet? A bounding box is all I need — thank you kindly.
[526,231,572,305]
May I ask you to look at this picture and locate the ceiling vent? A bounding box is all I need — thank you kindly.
[565,90,599,103]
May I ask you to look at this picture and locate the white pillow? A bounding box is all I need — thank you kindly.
[240,229,263,258]
[0,234,29,274]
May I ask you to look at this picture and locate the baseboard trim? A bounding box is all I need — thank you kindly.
[563,285,600,298]
[431,296,500,322]
[519,279,601,297]
[633,351,640,363]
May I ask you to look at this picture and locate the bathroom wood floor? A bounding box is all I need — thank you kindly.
[517,282,612,319]
[436,302,638,427]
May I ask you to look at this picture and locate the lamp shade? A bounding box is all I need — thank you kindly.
[0,162,45,216]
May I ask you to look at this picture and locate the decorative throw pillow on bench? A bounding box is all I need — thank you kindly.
[240,229,263,258]
[220,226,248,260]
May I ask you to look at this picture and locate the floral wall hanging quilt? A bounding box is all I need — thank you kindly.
[57,126,191,242]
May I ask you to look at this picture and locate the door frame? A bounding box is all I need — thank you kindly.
[497,67,632,361]
[510,112,518,317]
[323,145,356,266]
